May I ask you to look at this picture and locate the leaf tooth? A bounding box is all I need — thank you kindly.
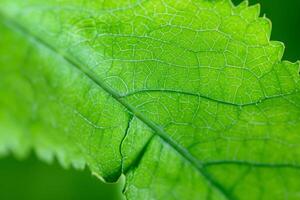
[236,0,249,9]
[56,150,72,169]
[71,157,86,170]
[262,16,272,41]
[270,40,285,61]
[35,147,55,164]
[240,3,260,22]
[244,17,271,45]
[232,0,248,15]
[214,0,232,16]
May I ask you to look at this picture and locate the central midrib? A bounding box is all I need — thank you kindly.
[2,15,233,200]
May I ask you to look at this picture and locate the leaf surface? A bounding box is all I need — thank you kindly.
[0,0,300,199]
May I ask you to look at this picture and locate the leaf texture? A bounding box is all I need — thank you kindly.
[0,0,300,199]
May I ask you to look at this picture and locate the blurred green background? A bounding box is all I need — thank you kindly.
[0,0,299,200]
[0,155,124,200]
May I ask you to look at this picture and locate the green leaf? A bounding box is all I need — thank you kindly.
[0,0,300,199]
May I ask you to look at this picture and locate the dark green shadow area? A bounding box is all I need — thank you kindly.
[232,0,300,61]
[0,155,123,200]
